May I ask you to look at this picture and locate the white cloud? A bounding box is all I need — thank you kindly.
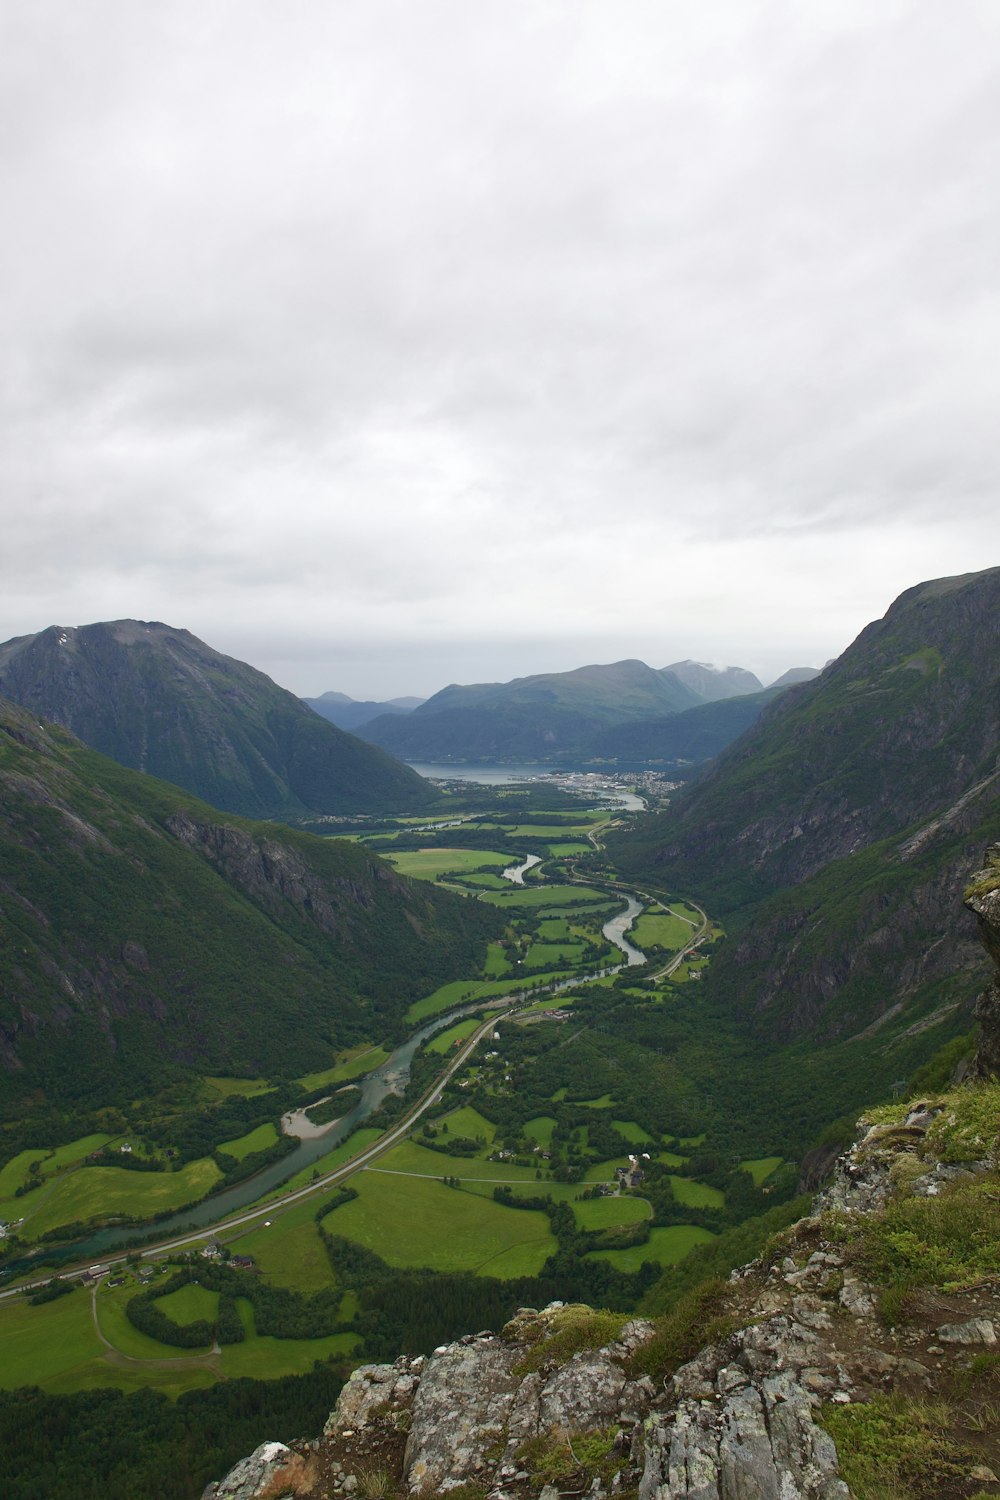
[2,1,999,697]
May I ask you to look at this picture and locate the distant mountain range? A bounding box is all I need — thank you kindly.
[0,621,434,818]
[0,695,497,1110]
[303,690,426,732]
[354,657,818,765]
[611,566,1000,1057]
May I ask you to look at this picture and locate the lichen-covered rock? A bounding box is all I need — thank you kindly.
[201,1441,307,1500]
[965,844,1000,1078]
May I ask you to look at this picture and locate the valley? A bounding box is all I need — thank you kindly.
[0,782,792,1404]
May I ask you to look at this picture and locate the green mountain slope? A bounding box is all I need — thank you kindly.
[361,659,703,761]
[586,688,785,764]
[0,697,499,1111]
[0,621,432,818]
[610,567,1000,1051]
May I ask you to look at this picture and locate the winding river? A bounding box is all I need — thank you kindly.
[5,880,651,1276]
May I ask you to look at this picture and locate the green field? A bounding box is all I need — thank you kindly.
[218,1122,278,1160]
[440,1106,497,1143]
[587,1224,717,1270]
[579,1094,615,1109]
[15,1158,223,1238]
[523,1116,557,1145]
[156,1281,219,1330]
[612,1120,654,1144]
[201,1075,273,1100]
[740,1156,784,1186]
[218,1301,361,1379]
[0,1288,104,1389]
[525,940,585,966]
[669,1175,725,1209]
[323,1169,556,1277]
[297,1046,391,1090]
[0,1148,52,1202]
[374,1138,546,1185]
[226,1195,337,1291]
[572,1194,651,1231]
[484,941,513,976]
[426,1019,481,1054]
[386,848,512,880]
[480,885,609,910]
[631,912,695,951]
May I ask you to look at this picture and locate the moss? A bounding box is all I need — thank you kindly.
[821,1395,980,1500]
[517,1426,619,1488]
[628,1279,735,1383]
[512,1307,630,1376]
[849,1171,1000,1305]
[925,1084,1000,1164]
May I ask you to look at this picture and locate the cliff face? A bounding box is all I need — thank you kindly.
[611,568,1000,1048]
[965,843,1000,1078]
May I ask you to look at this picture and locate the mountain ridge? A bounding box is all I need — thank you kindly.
[0,621,433,818]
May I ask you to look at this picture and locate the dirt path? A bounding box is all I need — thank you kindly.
[90,1284,221,1372]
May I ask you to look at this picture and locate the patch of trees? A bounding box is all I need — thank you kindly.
[26,1277,74,1306]
[0,1362,349,1500]
[212,1134,297,1192]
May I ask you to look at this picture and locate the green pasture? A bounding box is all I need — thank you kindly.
[612,1120,654,1144]
[519,995,579,1016]
[631,912,694,952]
[497,824,595,839]
[406,971,575,1023]
[157,1281,219,1326]
[572,1194,651,1231]
[297,1045,390,1091]
[523,1116,557,1145]
[226,1195,336,1291]
[669,1175,725,1209]
[740,1156,784,1187]
[218,1123,278,1161]
[16,1157,223,1238]
[0,1288,104,1390]
[587,1224,717,1271]
[484,942,514,976]
[579,1094,615,1109]
[536,917,572,940]
[97,1282,196,1362]
[582,1158,621,1184]
[386,848,512,881]
[218,1303,360,1379]
[374,1138,543,1185]
[201,1075,273,1100]
[323,1169,556,1277]
[545,842,590,856]
[464,873,512,890]
[525,940,585,967]
[480,884,609,910]
[426,1019,480,1055]
[0,1148,49,1201]
[439,1106,497,1143]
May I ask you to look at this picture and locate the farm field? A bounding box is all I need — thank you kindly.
[669,1175,725,1209]
[426,1019,481,1054]
[741,1156,784,1186]
[480,884,610,909]
[297,1046,391,1091]
[218,1123,278,1160]
[321,1169,557,1277]
[631,912,695,951]
[385,848,512,880]
[587,1224,718,1271]
[13,1157,223,1238]
[226,1195,337,1291]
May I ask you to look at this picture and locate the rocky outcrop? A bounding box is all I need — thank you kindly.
[206,1080,1000,1500]
[964,843,1000,1077]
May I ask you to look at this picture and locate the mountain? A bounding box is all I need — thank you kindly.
[0,622,433,818]
[0,696,498,1110]
[302,690,424,732]
[661,659,764,701]
[768,666,821,688]
[359,659,704,761]
[585,687,785,765]
[611,567,1000,1052]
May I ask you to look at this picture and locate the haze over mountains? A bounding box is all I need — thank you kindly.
[354,658,819,765]
[0,622,433,819]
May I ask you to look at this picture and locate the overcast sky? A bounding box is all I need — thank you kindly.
[2,2,998,699]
